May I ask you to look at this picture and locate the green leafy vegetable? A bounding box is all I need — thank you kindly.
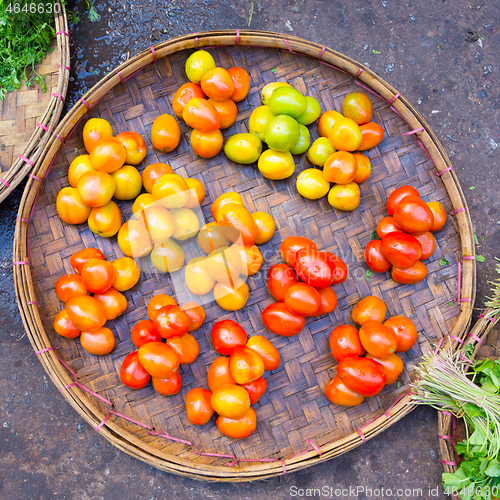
[470,186,476,190]
[474,234,479,245]
[477,255,486,263]
[439,257,450,266]
[372,49,381,54]
[365,270,373,282]
[371,228,380,240]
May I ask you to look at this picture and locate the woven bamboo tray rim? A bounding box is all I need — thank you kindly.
[0,0,69,203]
[13,30,476,481]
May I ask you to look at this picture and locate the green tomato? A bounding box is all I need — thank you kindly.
[269,86,307,118]
[307,137,336,167]
[185,50,216,84]
[296,96,322,125]
[261,82,292,105]
[258,149,295,180]
[224,133,262,164]
[264,115,300,152]
[289,124,311,155]
[248,105,275,142]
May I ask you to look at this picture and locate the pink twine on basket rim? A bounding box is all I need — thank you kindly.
[29,174,42,182]
[416,138,435,165]
[19,155,34,167]
[95,413,111,431]
[150,46,157,63]
[468,333,483,344]
[456,261,472,304]
[117,71,125,83]
[36,346,58,355]
[13,260,29,265]
[194,33,199,48]
[235,29,240,45]
[304,438,325,461]
[389,92,401,104]
[436,166,454,176]
[440,459,457,466]
[319,59,351,75]
[58,64,71,71]
[55,30,69,37]
[319,45,326,59]
[478,314,497,323]
[191,451,236,459]
[402,127,424,136]
[149,430,193,446]
[355,68,363,78]
[52,93,64,103]
[225,457,277,467]
[449,335,464,344]
[80,97,90,110]
[280,35,297,54]
[37,123,49,132]
[463,256,475,261]
[0,179,10,188]
[454,207,465,215]
[26,300,38,306]
[64,381,112,406]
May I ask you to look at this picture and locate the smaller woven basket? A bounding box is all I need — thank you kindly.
[0,0,69,203]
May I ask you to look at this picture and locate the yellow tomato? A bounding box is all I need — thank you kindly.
[184,257,215,295]
[170,208,200,241]
[184,178,206,209]
[214,278,249,311]
[77,170,115,208]
[138,205,176,243]
[205,246,241,283]
[328,182,361,211]
[248,105,275,141]
[56,187,91,224]
[307,137,335,167]
[211,192,244,220]
[87,200,122,238]
[83,118,113,154]
[251,211,275,245]
[296,168,330,199]
[112,257,141,291]
[185,50,216,84]
[318,110,343,138]
[352,153,372,183]
[68,154,94,187]
[115,131,147,165]
[132,193,155,216]
[142,163,175,193]
[261,82,292,105]
[197,222,231,254]
[152,174,191,209]
[117,220,153,258]
[329,117,362,152]
[258,149,295,180]
[150,240,185,273]
[231,244,263,276]
[110,165,142,200]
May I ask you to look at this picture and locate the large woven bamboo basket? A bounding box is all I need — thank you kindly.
[13,30,476,481]
[0,0,70,203]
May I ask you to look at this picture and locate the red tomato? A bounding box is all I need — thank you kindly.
[284,283,321,316]
[365,353,404,385]
[325,374,364,406]
[180,302,205,332]
[382,231,422,270]
[312,286,338,316]
[70,247,105,274]
[394,195,434,234]
[137,342,179,378]
[364,240,391,273]
[427,201,447,231]
[318,252,348,285]
[93,288,127,320]
[295,248,335,289]
[172,82,206,119]
[81,258,116,294]
[357,122,384,151]
[228,67,250,102]
[359,321,398,358]
[200,67,235,101]
[66,295,106,332]
[266,263,300,302]
[152,371,182,395]
[55,274,88,303]
[229,346,265,384]
[241,377,267,405]
[351,295,387,325]
[337,357,386,397]
[207,357,236,392]
[391,261,428,285]
[387,185,420,216]
[415,232,435,260]
[211,320,247,355]
[53,309,81,339]
[216,407,256,439]
[246,335,281,371]
[131,320,162,348]
[166,333,199,364]
[329,325,365,362]
[120,351,151,389]
[185,388,214,425]
[262,302,305,336]
[211,384,250,419]
[147,294,177,321]
[376,216,401,239]
[183,98,220,132]
[153,305,190,339]
[280,236,317,267]
[80,327,116,355]
[383,316,418,352]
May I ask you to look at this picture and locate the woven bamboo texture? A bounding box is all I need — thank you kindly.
[13,30,476,481]
[0,0,69,203]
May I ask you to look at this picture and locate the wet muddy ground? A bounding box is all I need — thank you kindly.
[1,0,499,498]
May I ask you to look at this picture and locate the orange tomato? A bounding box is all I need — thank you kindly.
[207,357,237,392]
[284,282,322,316]
[342,92,373,125]
[391,261,428,285]
[151,114,181,153]
[246,335,280,371]
[376,216,401,240]
[208,98,237,129]
[88,200,122,238]
[359,321,398,358]
[93,287,127,320]
[180,302,205,332]
[132,193,156,216]
[351,296,387,325]
[383,316,418,352]
[211,192,244,220]
[352,153,372,183]
[142,163,175,193]
[329,117,362,152]
[138,341,179,378]
[241,377,267,405]
[358,122,384,151]
[197,222,231,254]
[82,118,113,154]
[190,128,223,158]
[325,375,364,407]
[117,220,153,258]
[279,236,317,268]
[217,203,258,246]
[213,278,249,311]
[251,211,276,245]
[426,201,447,231]
[115,131,147,165]
[138,205,175,243]
[185,388,214,425]
[153,305,190,340]
[184,257,216,295]
[318,110,343,138]
[147,294,177,321]
[152,371,182,395]
[80,327,116,355]
[329,324,364,362]
[53,309,81,339]
[184,178,206,209]
[211,384,250,419]
[55,274,87,303]
[68,154,94,187]
[415,232,436,260]
[56,187,91,225]
[229,346,265,384]
[152,173,191,209]
[323,151,357,184]
[228,67,250,102]
[313,286,338,316]
[150,240,185,273]
[166,333,199,364]
[365,353,404,385]
[216,407,256,438]
[172,82,206,119]
[183,98,220,132]
[231,243,263,276]
[70,247,105,274]
[89,137,126,173]
[110,165,142,200]
[200,67,235,101]
[77,170,115,207]
[81,258,116,294]
[65,295,106,332]
[262,302,305,336]
[130,320,162,348]
[111,257,140,292]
